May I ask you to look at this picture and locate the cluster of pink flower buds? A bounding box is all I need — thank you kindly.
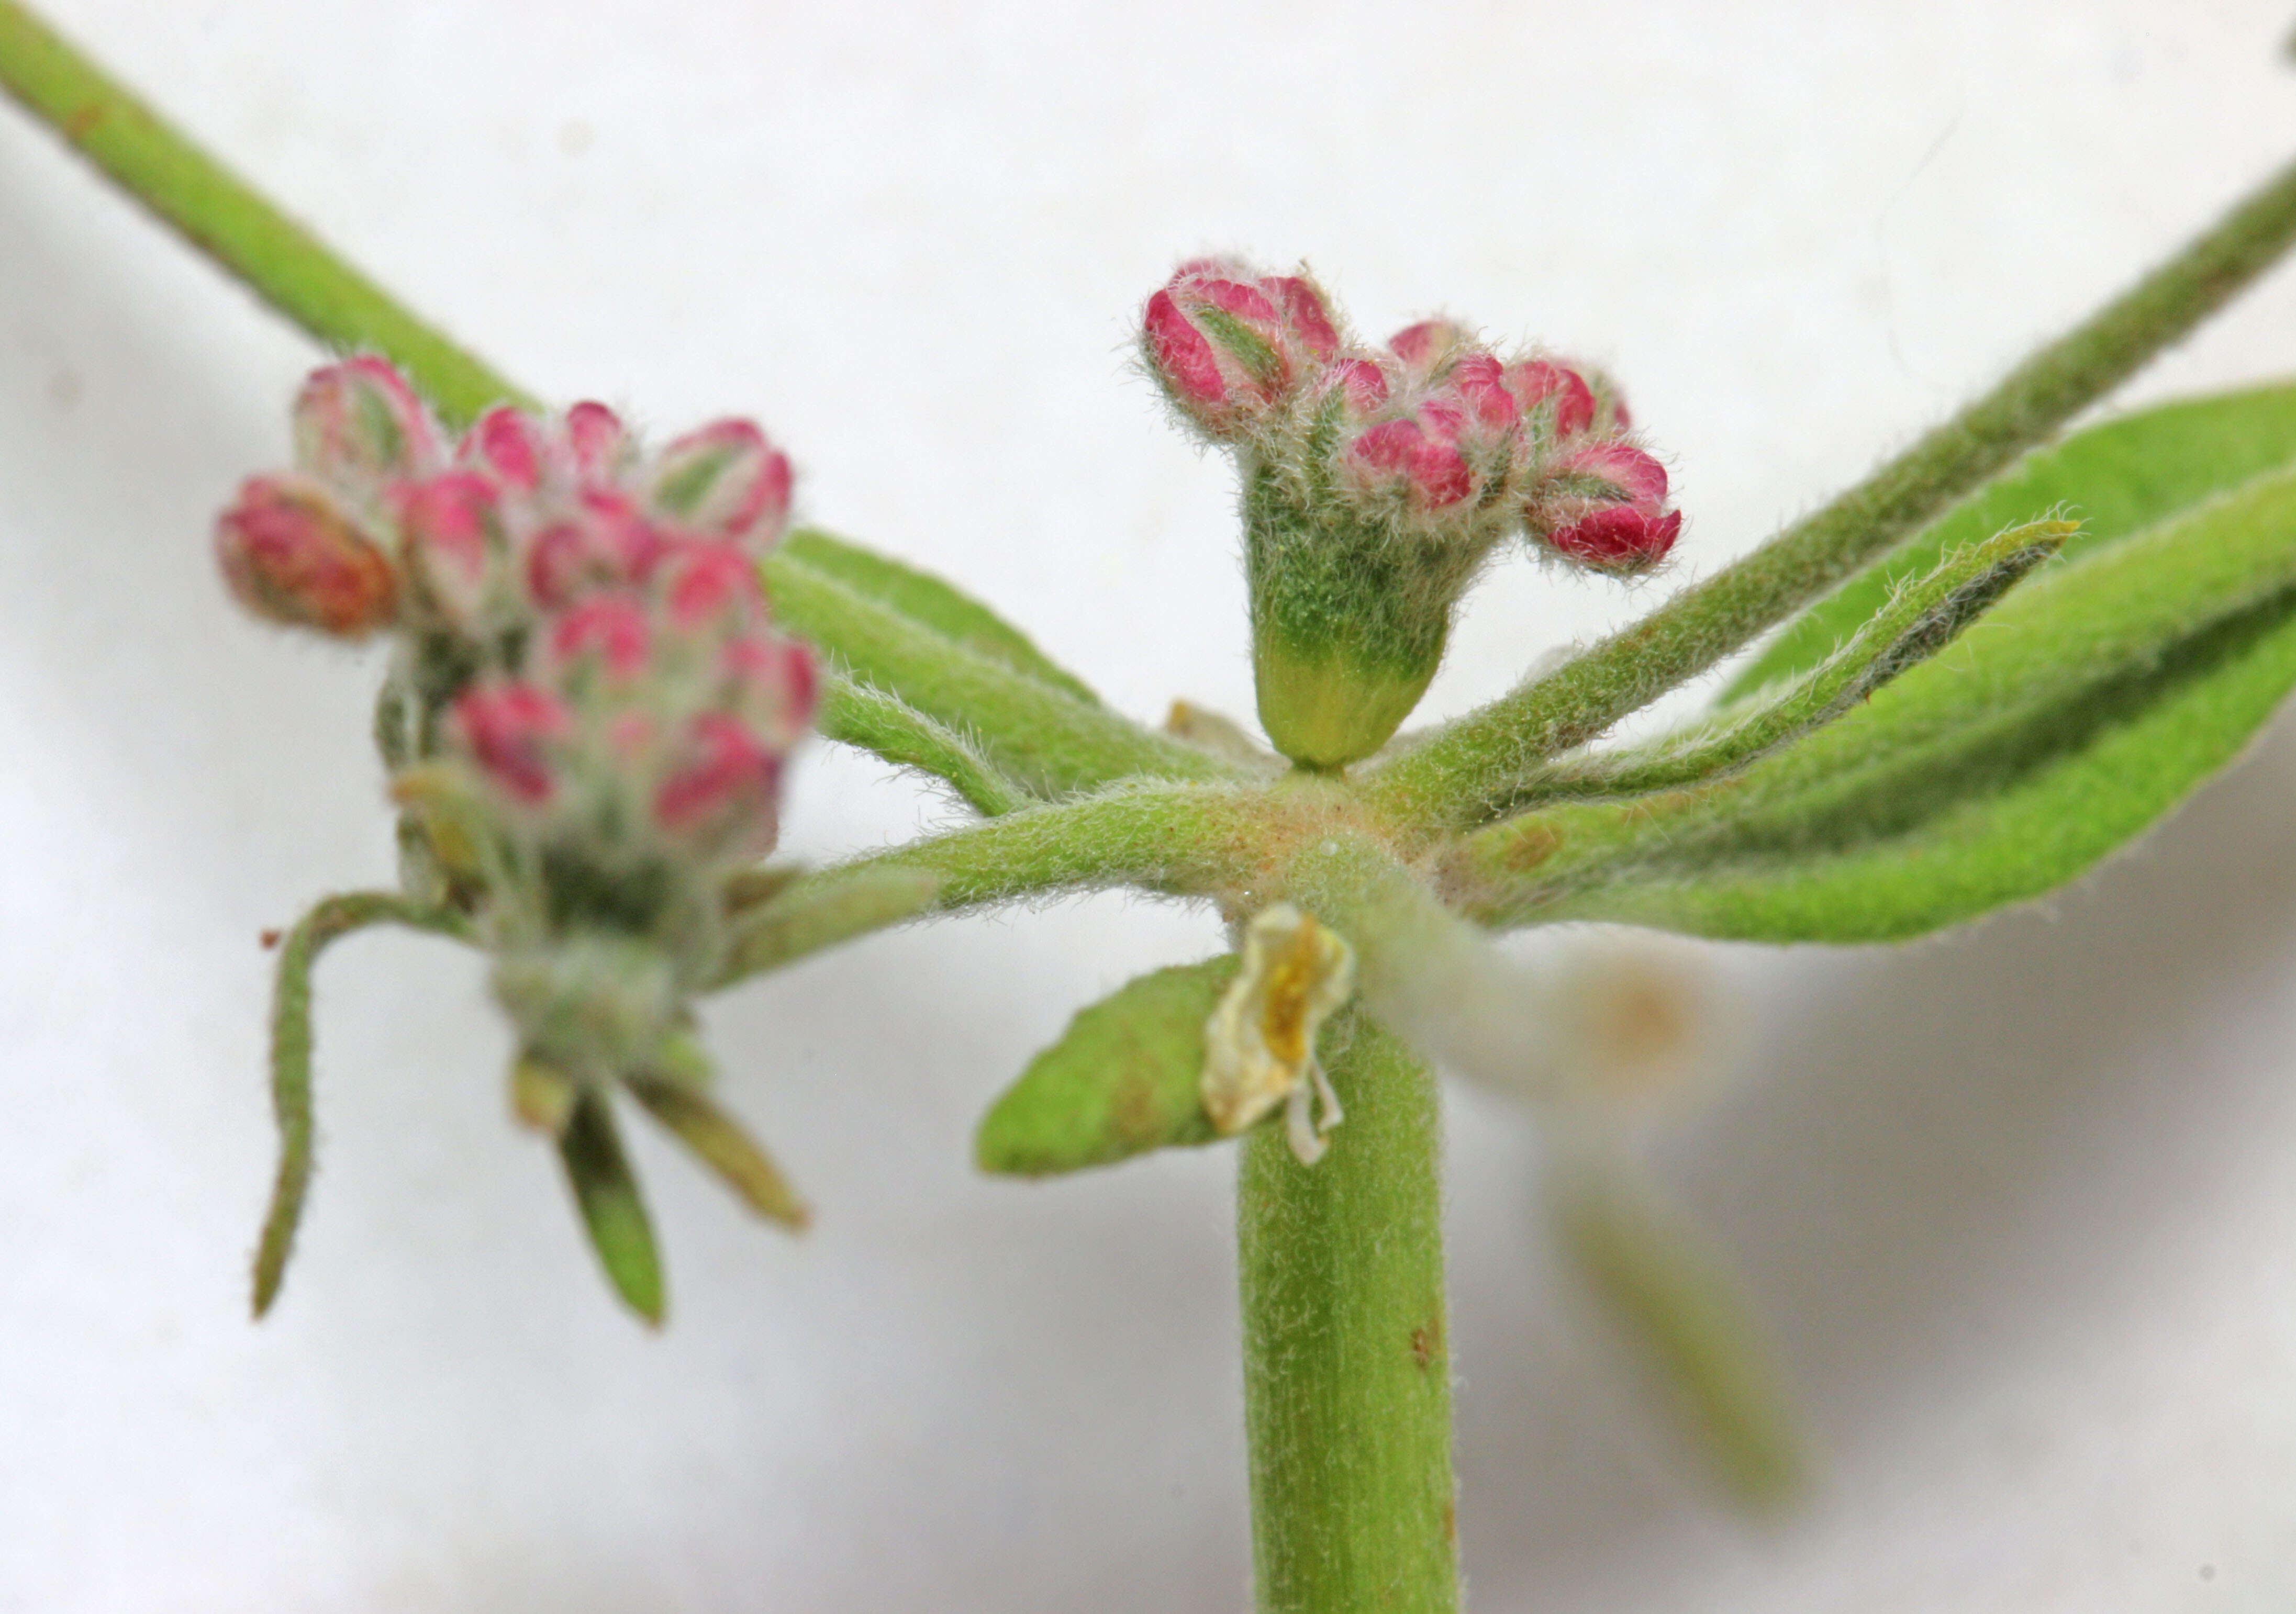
[215,357,818,916]
[1141,261,1680,575]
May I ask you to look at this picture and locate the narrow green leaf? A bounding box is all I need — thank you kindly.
[627,1075,809,1230]
[976,956,1240,1177]
[711,866,944,988]
[767,547,1231,797]
[1469,464,2296,940]
[557,1089,665,1325]
[775,528,1101,704]
[1727,380,2296,699]
[252,890,471,1318]
[816,672,1033,816]
[1513,519,2069,810]
[1550,1156,1806,1510]
[1571,590,2296,941]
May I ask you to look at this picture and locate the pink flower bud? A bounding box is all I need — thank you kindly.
[1445,354,1521,434]
[1534,442,1681,574]
[564,401,630,479]
[1503,359,1597,440]
[653,712,776,844]
[396,470,504,626]
[1264,275,1341,362]
[215,475,400,637]
[1547,505,1684,573]
[1387,319,1471,377]
[453,681,570,806]
[468,406,549,492]
[292,357,441,491]
[550,597,652,680]
[726,633,820,751]
[1324,357,1391,417]
[1142,260,1345,438]
[1559,441,1670,507]
[649,420,792,544]
[663,539,762,629]
[1344,418,1475,509]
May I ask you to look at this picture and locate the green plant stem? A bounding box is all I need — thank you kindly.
[0,0,530,428]
[821,780,1262,913]
[1237,1011,1456,1614]
[1368,147,2296,828]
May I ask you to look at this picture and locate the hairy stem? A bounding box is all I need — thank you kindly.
[0,0,530,427]
[1368,148,2296,827]
[1237,1012,1456,1614]
[821,780,1262,914]
[253,891,471,1317]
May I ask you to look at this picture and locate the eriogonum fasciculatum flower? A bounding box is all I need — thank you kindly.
[217,357,821,1319]
[1139,259,1681,767]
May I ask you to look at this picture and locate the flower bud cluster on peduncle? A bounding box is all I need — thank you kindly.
[216,358,817,1094]
[1142,259,1684,769]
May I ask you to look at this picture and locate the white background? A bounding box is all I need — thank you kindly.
[5,2,2296,1609]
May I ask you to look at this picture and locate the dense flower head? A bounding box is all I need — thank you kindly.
[214,356,817,944]
[1142,255,1680,574]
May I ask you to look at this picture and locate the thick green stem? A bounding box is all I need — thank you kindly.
[1238,1012,1456,1614]
[1368,148,2296,828]
[0,0,530,427]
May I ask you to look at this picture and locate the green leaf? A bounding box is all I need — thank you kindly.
[557,1089,665,1325]
[1726,380,2296,699]
[774,528,1101,705]
[766,542,1231,797]
[815,672,1033,816]
[1470,463,2296,941]
[712,866,944,988]
[1548,1155,1806,1511]
[627,1074,809,1230]
[976,956,1240,1177]
[1514,518,2069,810]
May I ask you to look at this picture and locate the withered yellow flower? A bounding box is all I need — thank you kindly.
[1201,903,1356,1164]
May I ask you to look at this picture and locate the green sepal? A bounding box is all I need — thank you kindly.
[712,866,943,988]
[556,1088,666,1325]
[976,956,1242,1177]
[773,527,1101,706]
[1548,1154,1806,1511]
[1727,380,2296,700]
[627,1073,809,1230]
